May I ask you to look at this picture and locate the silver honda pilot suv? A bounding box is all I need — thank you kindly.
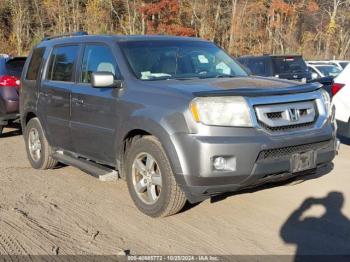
[20,34,338,217]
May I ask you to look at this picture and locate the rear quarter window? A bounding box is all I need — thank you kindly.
[6,58,26,77]
[26,48,46,80]
[245,58,270,76]
[340,62,349,69]
[47,45,80,82]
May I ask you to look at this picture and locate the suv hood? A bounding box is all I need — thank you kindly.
[147,76,321,97]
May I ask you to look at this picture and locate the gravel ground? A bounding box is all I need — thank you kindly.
[0,124,349,257]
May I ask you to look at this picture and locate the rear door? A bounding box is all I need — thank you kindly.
[38,45,80,150]
[20,47,46,123]
[70,43,120,164]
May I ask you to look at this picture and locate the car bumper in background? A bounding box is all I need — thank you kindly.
[337,120,350,138]
[0,87,20,125]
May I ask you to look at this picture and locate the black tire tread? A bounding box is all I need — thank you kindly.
[25,118,58,170]
[126,135,186,217]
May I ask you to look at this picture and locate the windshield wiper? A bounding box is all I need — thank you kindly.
[198,74,237,79]
[215,74,238,78]
[144,76,173,81]
[173,76,200,80]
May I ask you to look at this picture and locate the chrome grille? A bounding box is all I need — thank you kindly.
[259,121,315,132]
[254,100,317,132]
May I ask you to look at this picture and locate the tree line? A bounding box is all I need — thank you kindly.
[1,0,349,60]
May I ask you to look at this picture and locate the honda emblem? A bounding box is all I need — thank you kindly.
[288,108,300,122]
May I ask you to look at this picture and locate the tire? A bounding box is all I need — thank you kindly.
[125,136,187,217]
[24,118,58,170]
[0,125,3,135]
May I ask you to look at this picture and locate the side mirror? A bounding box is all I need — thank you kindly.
[91,72,122,88]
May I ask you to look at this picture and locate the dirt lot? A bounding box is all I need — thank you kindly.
[0,125,350,256]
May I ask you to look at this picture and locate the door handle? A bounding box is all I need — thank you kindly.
[72,98,84,104]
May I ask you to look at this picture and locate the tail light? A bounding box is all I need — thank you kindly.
[331,83,345,96]
[0,75,20,88]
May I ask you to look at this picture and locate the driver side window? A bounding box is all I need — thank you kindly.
[80,44,117,84]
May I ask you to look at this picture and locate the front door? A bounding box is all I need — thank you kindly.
[38,45,80,151]
[70,44,120,164]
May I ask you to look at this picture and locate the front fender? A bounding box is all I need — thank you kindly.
[116,113,189,186]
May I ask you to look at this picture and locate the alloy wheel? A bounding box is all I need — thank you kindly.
[132,152,162,205]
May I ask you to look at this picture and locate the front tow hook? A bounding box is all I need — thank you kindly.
[336,139,341,155]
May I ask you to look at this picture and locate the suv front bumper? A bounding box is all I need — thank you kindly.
[172,124,337,203]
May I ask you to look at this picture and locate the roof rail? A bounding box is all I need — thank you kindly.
[42,31,88,41]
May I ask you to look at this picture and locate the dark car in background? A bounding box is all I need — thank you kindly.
[237,55,311,82]
[0,55,26,135]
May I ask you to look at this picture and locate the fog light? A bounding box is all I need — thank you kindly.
[213,157,227,171]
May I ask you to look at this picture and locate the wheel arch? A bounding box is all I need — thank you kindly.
[116,120,184,184]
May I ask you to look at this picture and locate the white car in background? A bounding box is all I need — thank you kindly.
[330,60,349,70]
[307,63,341,79]
[332,64,350,138]
[307,60,349,70]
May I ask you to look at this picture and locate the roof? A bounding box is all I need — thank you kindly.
[239,54,302,59]
[308,64,337,67]
[307,60,350,64]
[37,34,208,47]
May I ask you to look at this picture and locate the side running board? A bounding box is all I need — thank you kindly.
[52,151,119,182]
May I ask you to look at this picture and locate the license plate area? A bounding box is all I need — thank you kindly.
[290,150,316,173]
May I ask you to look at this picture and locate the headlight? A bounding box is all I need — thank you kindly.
[321,89,331,118]
[190,96,253,127]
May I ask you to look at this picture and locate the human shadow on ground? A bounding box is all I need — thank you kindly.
[280,191,350,262]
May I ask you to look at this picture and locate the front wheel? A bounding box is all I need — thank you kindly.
[24,118,58,170]
[125,136,187,217]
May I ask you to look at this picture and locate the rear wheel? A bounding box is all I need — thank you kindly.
[24,118,58,169]
[125,136,187,217]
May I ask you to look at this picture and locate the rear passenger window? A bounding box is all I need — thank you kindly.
[47,45,79,82]
[248,59,269,76]
[26,48,45,80]
[80,45,117,83]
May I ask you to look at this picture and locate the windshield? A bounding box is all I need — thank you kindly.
[316,65,341,77]
[272,56,307,74]
[119,40,248,80]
